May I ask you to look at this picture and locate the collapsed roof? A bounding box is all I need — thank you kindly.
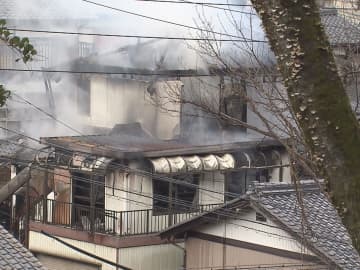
[40,125,283,159]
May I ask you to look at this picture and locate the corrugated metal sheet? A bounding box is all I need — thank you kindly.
[118,244,184,270]
[150,154,235,173]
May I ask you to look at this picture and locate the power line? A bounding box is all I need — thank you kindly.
[11,157,349,253]
[0,67,215,77]
[136,0,253,7]
[0,130,282,230]
[0,125,243,200]
[8,27,259,42]
[0,139,346,247]
[136,0,257,15]
[80,0,266,42]
[41,230,132,270]
[11,93,84,136]
[13,160,298,241]
[0,142,348,252]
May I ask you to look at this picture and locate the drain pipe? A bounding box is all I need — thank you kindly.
[168,235,186,270]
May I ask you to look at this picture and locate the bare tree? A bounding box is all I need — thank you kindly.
[149,0,360,250]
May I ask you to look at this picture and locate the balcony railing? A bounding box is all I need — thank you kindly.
[30,199,221,236]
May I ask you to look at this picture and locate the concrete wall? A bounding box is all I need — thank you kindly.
[89,76,181,140]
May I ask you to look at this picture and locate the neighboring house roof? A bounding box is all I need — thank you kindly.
[252,181,360,270]
[321,9,360,45]
[160,181,360,270]
[0,225,46,270]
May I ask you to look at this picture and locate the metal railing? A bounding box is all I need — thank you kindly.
[30,199,221,236]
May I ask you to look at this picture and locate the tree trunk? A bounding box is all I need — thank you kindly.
[250,0,360,250]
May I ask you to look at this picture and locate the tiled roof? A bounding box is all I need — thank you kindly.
[321,9,360,45]
[160,181,360,269]
[251,181,360,270]
[0,225,46,270]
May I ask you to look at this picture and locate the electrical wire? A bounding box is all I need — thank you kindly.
[136,0,257,15]
[0,125,248,201]
[8,27,258,42]
[4,155,353,249]
[80,0,266,42]
[0,67,215,77]
[135,0,253,7]
[1,150,353,265]
[11,93,84,136]
[41,230,132,270]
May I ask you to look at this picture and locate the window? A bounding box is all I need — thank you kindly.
[153,174,200,214]
[225,169,269,202]
[221,78,247,128]
[79,42,94,58]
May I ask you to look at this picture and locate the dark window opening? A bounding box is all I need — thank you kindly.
[223,95,247,123]
[220,78,247,131]
[256,212,267,222]
[71,172,105,230]
[225,169,270,201]
[153,174,199,214]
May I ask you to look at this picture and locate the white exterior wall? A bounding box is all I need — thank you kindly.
[199,171,225,205]
[118,243,184,270]
[195,208,314,256]
[29,231,117,270]
[30,231,184,270]
[89,76,181,140]
[105,170,129,213]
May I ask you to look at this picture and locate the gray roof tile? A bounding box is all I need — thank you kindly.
[252,181,360,270]
[0,225,46,270]
[321,9,360,45]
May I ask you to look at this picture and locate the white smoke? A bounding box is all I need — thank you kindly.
[0,0,269,142]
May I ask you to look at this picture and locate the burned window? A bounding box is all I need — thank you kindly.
[72,172,105,230]
[225,169,269,202]
[153,174,199,214]
[221,78,247,125]
[72,172,104,208]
